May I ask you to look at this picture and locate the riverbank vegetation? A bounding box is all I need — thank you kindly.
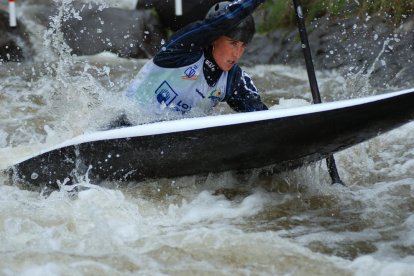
[258,0,414,32]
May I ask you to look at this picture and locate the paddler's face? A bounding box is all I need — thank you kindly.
[212,36,247,71]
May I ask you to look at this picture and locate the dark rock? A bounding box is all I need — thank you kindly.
[61,4,165,58]
[136,0,222,31]
[0,10,33,62]
[244,14,414,89]
[241,28,301,66]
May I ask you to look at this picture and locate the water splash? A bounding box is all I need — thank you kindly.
[343,32,406,98]
[11,0,139,146]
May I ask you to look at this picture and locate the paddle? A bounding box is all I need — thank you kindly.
[175,0,183,16]
[292,0,344,185]
[9,0,17,27]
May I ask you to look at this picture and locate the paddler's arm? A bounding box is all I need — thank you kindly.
[154,0,265,68]
[224,65,268,112]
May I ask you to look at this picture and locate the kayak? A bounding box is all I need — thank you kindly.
[7,87,414,191]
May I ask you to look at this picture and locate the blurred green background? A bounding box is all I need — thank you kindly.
[257,0,414,32]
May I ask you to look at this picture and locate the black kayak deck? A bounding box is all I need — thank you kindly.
[8,88,414,191]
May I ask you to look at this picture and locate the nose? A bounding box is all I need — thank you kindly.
[233,45,245,60]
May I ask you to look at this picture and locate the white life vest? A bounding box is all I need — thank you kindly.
[126,54,228,115]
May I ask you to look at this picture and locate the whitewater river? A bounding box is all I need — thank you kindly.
[1,1,414,275]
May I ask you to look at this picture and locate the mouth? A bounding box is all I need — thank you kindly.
[218,60,236,71]
[226,60,236,68]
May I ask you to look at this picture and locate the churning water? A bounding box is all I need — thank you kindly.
[1,1,414,275]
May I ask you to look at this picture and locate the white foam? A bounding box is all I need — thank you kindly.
[175,191,266,224]
[351,255,414,276]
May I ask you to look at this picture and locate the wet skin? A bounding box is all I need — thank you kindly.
[212,36,247,71]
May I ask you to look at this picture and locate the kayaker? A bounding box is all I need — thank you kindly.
[126,0,268,118]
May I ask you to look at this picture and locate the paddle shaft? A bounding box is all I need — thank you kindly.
[175,0,183,16]
[9,0,17,27]
[292,0,343,185]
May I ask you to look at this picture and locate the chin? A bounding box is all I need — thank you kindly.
[222,65,234,72]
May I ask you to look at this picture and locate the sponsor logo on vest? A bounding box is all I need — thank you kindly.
[155,81,178,106]
[195,88,205,99]
[176,100,191,111]
[182,65,198,80]
[208,88,222,100]
[205,59,215,70]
